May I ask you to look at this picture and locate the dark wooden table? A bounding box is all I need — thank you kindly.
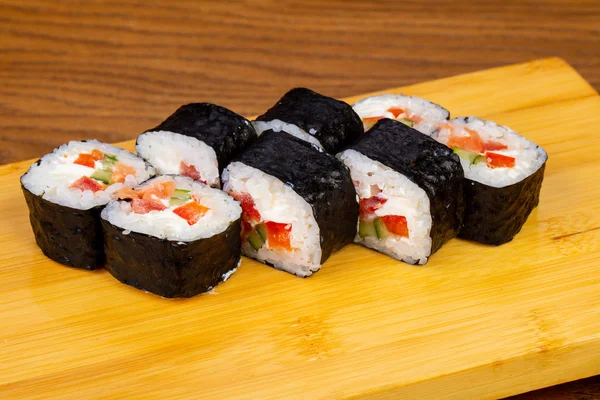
[2,1,599,398]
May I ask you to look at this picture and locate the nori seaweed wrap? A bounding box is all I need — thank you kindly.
[22,185,104,270]
[136,103,257,187]
[20,140,155,270]
[253,87,363,153]
[222,130,359,277]
[432,116,548,245]
[101,176,242,298]
[338,119,465,264]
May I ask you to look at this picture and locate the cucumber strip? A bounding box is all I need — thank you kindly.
[471,155,485,165]
[453,148,483,164]
[170,197,189,206]
[103,154,118,166]
[247,228,265,251]
[90,169,112,184]
[255,223,268,241]
[374,218,389,240]
[173,189,191,198]
[398,118,414,127]
[358,220,377,239]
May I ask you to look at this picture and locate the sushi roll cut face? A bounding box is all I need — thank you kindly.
[223,162,321,277]
[222,130,358,277]
[21,140,154,270]
[338,119,464,265]
[22,140,154,210]
[352,94,450,135]
[433,117,547,244]
[338,150,432,264]
[253,87,363,153]
[136,103,257,188]
[433,117,547,187]
[101,175,242,297]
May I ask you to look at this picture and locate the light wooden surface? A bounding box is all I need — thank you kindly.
[1,58,599,399]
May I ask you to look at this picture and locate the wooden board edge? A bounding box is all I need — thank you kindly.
[348,336,600,400]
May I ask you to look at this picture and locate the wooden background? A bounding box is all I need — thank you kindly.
[1,1,599,398]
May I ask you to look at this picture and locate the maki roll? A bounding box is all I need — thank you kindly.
[253,87,363,153]
[101,175,242,298]
[136,103,257,187]
[433,117,547,245]
[352,94,450,134]
[21,140,155,270]
[222,131,358,277]
[338,119,464,265]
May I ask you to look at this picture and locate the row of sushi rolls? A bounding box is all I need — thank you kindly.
[21,88,547,298]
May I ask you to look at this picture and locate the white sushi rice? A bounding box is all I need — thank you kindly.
[21,140,154,210]
[338,150,433,265]
[136,130,220,187]
[433,117,548,187]
[252,119,324,150]
[352,94,449,135]
[222,162,321,277]
[101,176,241,242]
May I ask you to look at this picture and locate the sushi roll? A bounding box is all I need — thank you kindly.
[101,175,242,298]
[222,131,359,277]
[433,117,547,245]
[338,119,464,265]
[352,94,450,135]
[253,87,363,153]
[20,140,155,270]
[136,103,257,188]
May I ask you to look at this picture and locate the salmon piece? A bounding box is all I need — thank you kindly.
[380,215,409,238]
[362,116,384,124]
[265,221,292,250]
[111,162,138,184]
[113,186,139,200]
[448,127,484,154]
[179,161,203,181]
[70,176,105,192]
[140,180,176,202]
[173,201,210,225]
[131,198,167,214]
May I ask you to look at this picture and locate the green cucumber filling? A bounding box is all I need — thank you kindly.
[247,228,265,251]
[90,169,112,184]
[398,118,414,127]
[453,148,484,165]
[359,218,389,240]
[255,223,267,241]
[359,220,377,239]
[373,218,389,240]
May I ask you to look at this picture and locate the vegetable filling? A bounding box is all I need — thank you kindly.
[358,194,409,240]
[231,192,293,251]
[361,107,422,130]
[440,124,516,169]
[115,179,211,225]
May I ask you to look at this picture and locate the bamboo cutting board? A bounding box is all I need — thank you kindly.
[1,58,599,400]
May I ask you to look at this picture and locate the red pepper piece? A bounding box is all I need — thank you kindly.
[265,221,292,250]
[70,176,105,192]
[485,152,516,168]
[359,195,387,219]
[231,192,261,222]
[173,201,210,225]
[380,215,409,238]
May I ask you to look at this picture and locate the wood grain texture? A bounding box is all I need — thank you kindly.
[1,0,599,165]
[1,59,600,400]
